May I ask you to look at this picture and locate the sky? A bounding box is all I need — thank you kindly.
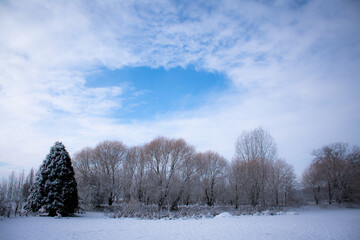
[0,0,359,178]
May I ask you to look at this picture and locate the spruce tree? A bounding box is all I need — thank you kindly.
[26,142,78,216]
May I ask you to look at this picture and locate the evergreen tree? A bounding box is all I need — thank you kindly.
[26,142,78,216]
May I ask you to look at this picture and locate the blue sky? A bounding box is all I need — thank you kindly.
[86,66,230,121]
[0,0,359,177]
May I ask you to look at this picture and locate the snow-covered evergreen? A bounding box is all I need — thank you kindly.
[26,142,78,216]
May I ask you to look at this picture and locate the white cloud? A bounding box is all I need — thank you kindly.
[0,0,359,177]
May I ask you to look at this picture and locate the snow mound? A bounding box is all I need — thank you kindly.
[285,211,300,216]
[214,212,232,219]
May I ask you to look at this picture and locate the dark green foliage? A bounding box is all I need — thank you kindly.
[26,142,78,216]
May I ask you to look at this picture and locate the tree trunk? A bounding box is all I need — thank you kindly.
[328,183,333,204]
[48,209,56,217]
[234,184,239,209]
[171,187,184,211]
[108,192,114,206]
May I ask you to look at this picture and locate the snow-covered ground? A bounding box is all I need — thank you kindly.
[1,206,359,240]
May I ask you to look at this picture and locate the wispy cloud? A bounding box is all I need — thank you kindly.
[0,0,359,177]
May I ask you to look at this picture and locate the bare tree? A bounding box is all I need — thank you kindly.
[268,159,296,206]
[196,151,227,206]
[311,143,360,204]
[122,146,142,203]
[229,159,243,208]
[231,158,262,207]
[144,137,195,210]
[73,141,127,207]
[73,147,94,182]
[22,169,34,201]
[0,171,31,217]
[235,127,277,163]
[73,147,103,207]
[347,146,360,202]
[169,143,196,210]
[302,162,325,205]
[93,141,127,206]
[0,178,8,216]
[131,146,150,204]
[233,127,277,207]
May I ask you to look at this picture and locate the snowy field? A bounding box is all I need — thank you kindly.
[1,206,359,240]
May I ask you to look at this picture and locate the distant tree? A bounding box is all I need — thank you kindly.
[122,146,141,203]
[22,169,35,201]
[169,141,196,210]
[302,162,325,205]
[0,172,22,217]
[130,146,149,204]
[0,179,8,216]
[310,143,360,204]
[26,142,78,216]
[229,159,242,208]
[230,158,263,207]
[235,127,277,163]
[144,137,193,210]
[268,159,296,206]
[93,141,127,206]
[196,151,227,206]
[233,127,277,207]
[73,141,127,207]
[73,147,105,208]
[347,146,360,202]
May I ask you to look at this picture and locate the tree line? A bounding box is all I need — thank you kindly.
[73,127,297,210]
[0,169,35,217]
[1,127,359,217]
